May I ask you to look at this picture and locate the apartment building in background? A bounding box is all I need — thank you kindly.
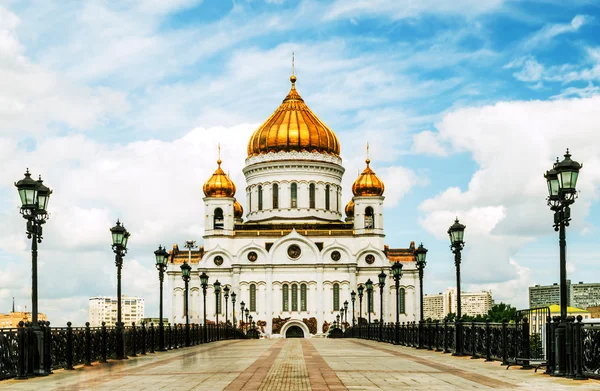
[89,296,144,327]
[423,288,493,320]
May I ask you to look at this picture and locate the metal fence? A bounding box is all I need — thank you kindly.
[0,320,246,380]
[343,315,600,381]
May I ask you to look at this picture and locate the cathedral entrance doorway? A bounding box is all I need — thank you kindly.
[285,325,304,338]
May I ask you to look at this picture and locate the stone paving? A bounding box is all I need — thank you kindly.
[1,338,599,390]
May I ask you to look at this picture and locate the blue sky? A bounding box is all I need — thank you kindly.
[1,0,599,325]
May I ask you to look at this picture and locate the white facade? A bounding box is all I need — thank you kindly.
[424,288,493,320]
[167,76,420,337]
[89,296,145,327]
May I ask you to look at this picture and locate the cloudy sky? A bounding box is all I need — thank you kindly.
[1,0,599,326]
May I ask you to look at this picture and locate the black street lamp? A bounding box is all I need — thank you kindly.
[448,217,466,356]
[110,220,130,360]
[214,280,221,326]
[15,170,52,376]
[545,149,582,377]
[336,314,341,328]
[339,307,344,330]
[350,291,356,326]
[240,301,245,331]
[391,262,403,345]
[154,245,169,351]
[245,308,249,332]
[366,279,373,339]
[231,292,237,332]
[344,300,349,329]
[200,272,209,343]
[357,285,364,338]
[378,270,386,341]
[415,243,428,321]
[181,262,191,346]
[224,286,230,329]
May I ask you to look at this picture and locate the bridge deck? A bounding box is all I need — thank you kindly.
[1,339,598,390]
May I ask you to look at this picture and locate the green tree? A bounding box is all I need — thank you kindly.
[487,303,517,323]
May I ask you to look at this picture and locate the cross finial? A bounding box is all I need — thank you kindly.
[366,142,370,165]
[292,52,295,76]
[217,143,222,166]
[290,52,297,85]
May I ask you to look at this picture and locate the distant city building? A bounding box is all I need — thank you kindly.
[587,305,600,319]
[529,280,600,309]
[140,317,168,326]
[0,311,47,328]
[89,296,144,327]
[423,288,493,320]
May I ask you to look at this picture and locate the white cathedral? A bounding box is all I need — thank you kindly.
[167,72,419,338]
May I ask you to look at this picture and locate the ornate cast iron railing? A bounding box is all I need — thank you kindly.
[0,321,245,381]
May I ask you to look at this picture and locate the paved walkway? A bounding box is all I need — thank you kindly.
[1,339,599,390]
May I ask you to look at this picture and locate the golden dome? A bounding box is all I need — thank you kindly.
[203,159,236,198]
[345,199,354,217]
[247,75,340,157]
[233,199,243,218]
[352,158,385,196]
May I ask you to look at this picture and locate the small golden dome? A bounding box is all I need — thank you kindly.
[247,75,340,157]
[233,199,243,219]
[345,199,354,217]
[203,159,236,198]
[352,158,385,196]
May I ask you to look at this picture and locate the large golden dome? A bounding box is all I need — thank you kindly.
[247,75,340,157]
[203,159,236,198]
[233,199,243,218]
[352,158,385,196]
[345,199,354,217]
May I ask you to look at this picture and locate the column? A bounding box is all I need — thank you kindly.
[316,266,324,333]
[266,266,273,335]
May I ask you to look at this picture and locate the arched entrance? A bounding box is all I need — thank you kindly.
[285,325,304,338]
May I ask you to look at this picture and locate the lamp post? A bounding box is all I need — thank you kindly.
[240,301,245,331]
[15,170,52,376]
[110,220,130,360]
[350,291,356,327]
[336,314,341,328]
[545,149,582,377]
[344,300,349,329]
[181,262,191,346]
[366,279,373,339]
[378,270,386,341]
[339,307,344,330]
[391,262,403,345]
[200,272,209,343]
[231,292,237,333]
[214,280,221,340]
[415,243,428,321]
[154,245,169,351]
[224,286,230,330]
[448,218,466,356]
[357,285,364,338]
[245,308,249,333]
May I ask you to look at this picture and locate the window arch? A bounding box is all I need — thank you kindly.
[292,284,298,311]
[272,183,279,209]
[399,288,406,314]
[282,284,289,312]
[250,284,256,312]
[214,208,224,230]
[333,283,340,311]
[291,183,297,208]
[309,183,316,208]
[325,185,330,210]
[301,284,307,311]
[258,186,263,211]
[365,206,374,229]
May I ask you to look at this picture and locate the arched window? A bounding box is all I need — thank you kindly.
[282,284,289,312]
[292,284,298,311]
[291,183,297,208]
[309,183,316,208]
[250,284,256,312]
[333,283,340,311]
[365,206,374,229]
[258,186,263,211]
[399,288,406,314]
[301,284,307,311]
[325,185,330,210]
[214,208,224,230]
[272,183,279,209]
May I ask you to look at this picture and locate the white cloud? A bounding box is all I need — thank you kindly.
[412,130,448,157]
[523,15,588,49]
[504,56,544,82]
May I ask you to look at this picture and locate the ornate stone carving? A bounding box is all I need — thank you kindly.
[247,251,258,262]
[322,320,331,333]
[331,251,341,261]
[287,244,301,259]
[302,317,317,334]
[214,255,223,266]
[365,254,375,264]
[272,316,291,334]
[246,151,343,166]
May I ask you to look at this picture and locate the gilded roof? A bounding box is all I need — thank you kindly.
[233,199,244,218]
[345,199,354,217]
[247,75,341,157]
[385,243,416,263]
[203,159,236,198]
[352,158,385,196]
[169,243,204,264]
